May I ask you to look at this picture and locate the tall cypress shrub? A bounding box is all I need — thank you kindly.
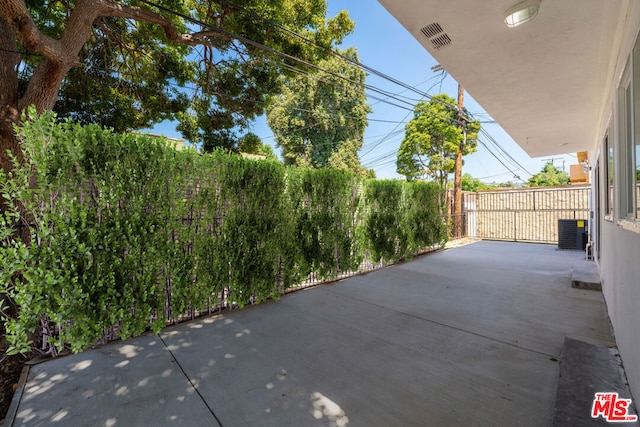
[0,112,447,355]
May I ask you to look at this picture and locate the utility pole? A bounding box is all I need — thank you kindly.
[430,64,466,238]
[453,83,465,238]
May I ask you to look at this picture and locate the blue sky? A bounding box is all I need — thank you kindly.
[152,0,577,183]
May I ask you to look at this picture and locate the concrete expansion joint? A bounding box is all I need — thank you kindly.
[158,334,224,427]
[322,287,557,360]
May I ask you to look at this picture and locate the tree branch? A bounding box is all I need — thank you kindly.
[0,0,65,62]
[5,0,233,113]
[94,0,209,47]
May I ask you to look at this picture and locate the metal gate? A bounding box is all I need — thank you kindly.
[463,185,590,243]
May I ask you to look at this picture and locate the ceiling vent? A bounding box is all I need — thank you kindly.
[420,22,452,50]
[430,33,452,50]
[420,22,444,38]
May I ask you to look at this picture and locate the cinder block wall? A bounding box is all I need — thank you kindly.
[465,186,590,243]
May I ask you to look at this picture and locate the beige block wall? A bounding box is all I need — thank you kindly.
[466,185,590,242]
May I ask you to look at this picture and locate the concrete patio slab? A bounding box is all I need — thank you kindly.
[8,241,618,426]
[10,334,219,426]
[571,259,602,291]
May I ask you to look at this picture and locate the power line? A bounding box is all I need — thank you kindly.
[0,47,41,57]
[53,48,415,145]
[81,60,528,182]
[68,0,528,180]
[139,0,470,118]
[361,71,449,158]
[215,0,435,95]
[134,0,482,141]
[138,0,431,113]
[477,127,532,176]
[478,171,514,180]
[477,140,525,182]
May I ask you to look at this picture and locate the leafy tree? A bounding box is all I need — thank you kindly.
[396,94,480,188]
[460,174,520,191]
[327,139,374,177]
[266,47,371,171]
[259,144,279,162]
[238,133,263,154]
[461,173,490,192]
[0,0,355,172]
[528,162,570,187]
[238,132,279,162]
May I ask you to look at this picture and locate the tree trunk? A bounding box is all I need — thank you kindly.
[0,0,99,183]
[0,17,22,171]
[0,18,25,318]
[0,16,28,241]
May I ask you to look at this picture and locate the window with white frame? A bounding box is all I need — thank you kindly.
[620,59,634,218]
[617,29,640,222]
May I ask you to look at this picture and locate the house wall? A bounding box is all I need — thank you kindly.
[599,221,640,401]
[593,2,640,402]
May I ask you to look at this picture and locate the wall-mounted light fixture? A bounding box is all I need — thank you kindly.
[504,0,541,28]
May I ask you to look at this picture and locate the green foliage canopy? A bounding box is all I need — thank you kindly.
[6,0,355,152]
[396,94,481,186]
[528,162,570,187]
[460,174,518,191]
[266,47,371,172]
[238,133,279,161]
[461,173,492,191]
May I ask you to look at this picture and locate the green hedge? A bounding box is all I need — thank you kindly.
[287,168,362,281]
[0,111,447,355]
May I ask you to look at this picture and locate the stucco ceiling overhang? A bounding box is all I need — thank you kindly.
[378,0,626,157]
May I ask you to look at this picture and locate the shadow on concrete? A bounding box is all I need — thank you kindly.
[8,241,618,426]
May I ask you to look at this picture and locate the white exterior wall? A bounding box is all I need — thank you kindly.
[599,222,640,400]
[593,2,640,402]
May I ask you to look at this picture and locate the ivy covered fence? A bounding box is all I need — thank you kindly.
[0,111,447,356]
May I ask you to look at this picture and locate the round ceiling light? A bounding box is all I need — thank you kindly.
[504,0,541,28]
